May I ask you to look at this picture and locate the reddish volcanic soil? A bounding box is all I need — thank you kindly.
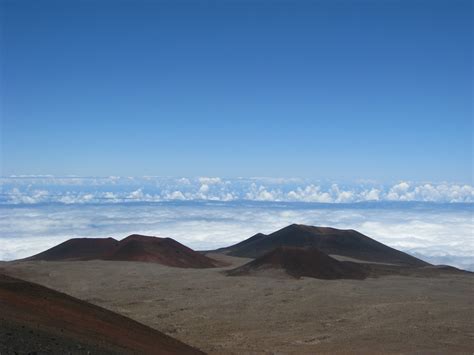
[227,246,367,280]
[0,273,204,354]
[24,237,120,261]
[215,224,429,267]
[106,235,223,268]
[25,234,222,268]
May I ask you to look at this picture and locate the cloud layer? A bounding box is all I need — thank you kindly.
[1,200,473,271]
[1,176,473,204]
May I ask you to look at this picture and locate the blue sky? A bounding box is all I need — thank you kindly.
[1,0,472,182]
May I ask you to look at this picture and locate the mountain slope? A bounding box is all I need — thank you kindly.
[0,273,204,354]
[106,234,221,268]
[215,224,429,267]
[24,237,119,261]
[24,235,221,268]
[227,246,367,280]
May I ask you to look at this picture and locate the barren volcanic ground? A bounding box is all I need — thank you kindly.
[0,273,203,354]
[2,254,473,354]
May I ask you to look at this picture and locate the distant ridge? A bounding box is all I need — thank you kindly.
[24,235,221,268]
[227,246,367,280]
[214,224,429,267]
[23,237,119,261]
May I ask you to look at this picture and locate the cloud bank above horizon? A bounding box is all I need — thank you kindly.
[1,176,473,204]
[1,200,473,271]
[2,177,472,270]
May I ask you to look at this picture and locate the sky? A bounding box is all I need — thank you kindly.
[1,0,472,182]
[1,1,473,269]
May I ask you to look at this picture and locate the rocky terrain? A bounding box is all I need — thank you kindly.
[0,273,203,354]
[227,246,368,280]
[2,224,472,353]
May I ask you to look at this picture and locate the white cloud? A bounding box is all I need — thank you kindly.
[199,184,210,193]
[331,184,354,203]
[6,188,49,204]
[287,185,333,203]
[1,177,473,204]
[177,177,191,185]
[361,188,381,201]
[103,192,119,201]
[1,201,472,271]
[164,191,186,200]
[198,177,222,185]
[387,181,411,201]
[128,189,145,199]
[244,184,281,201]
[257,189,276,201]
